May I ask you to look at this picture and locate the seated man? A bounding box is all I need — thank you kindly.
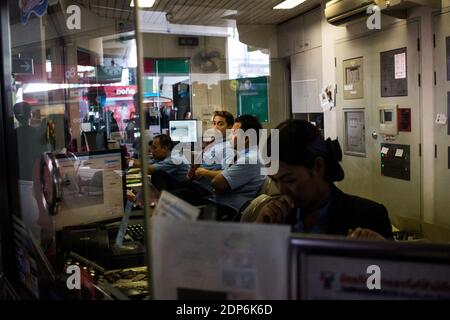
[255,119,393,240]
[201,110,235,171]
[194,115,266,212]
[133,134,189,185]
[189,111,235,191]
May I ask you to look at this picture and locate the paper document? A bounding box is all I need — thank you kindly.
[152,216,290,299]
[153,190,200,220]
[381,147,389,155]
[435,113,447,125]
[395,149,404,158]
[394,53,406,79]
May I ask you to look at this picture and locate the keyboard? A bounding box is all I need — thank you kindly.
[126,224,145,243]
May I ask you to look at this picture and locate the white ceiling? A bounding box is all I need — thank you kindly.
[71,0,322,26]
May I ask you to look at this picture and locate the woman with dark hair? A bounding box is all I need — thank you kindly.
[255,119,392,240]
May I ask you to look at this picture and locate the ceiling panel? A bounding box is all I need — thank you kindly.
[67,0,322,25]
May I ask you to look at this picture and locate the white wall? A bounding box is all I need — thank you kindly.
[408,7,436,224]
[320,3,346,139]
[278,4,444,229]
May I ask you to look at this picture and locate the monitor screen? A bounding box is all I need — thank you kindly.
[290,235,450,300]
[82,131,107,151]
[54,150,125,230]
[169,120,200,143]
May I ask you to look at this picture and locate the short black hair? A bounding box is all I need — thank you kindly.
[268,119,344,182]
[153,134,173,151]
[213,111,234,127]
[13,101,32,125]
[235,114,263,145]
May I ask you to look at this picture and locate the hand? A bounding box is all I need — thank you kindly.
[131,159,140,168]
[255,195,295,224]
[194,167,208,179]
[347,228,385,240]
[187,165,200,179]
[126,189,136,202]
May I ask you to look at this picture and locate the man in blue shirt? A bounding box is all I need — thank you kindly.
[201,110,235,171]
[190,111,235,192]
[133,134,189,184]
[194,115,266,211]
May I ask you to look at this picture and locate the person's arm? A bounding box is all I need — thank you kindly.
[147,164,157,175]
[131,158,140,168]
[193,167,230,193]
[132,158,158,175]
[347,202,392,240]
[211,174,230,194]
[194,167,222,180]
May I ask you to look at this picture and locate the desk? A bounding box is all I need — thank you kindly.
[58,212,149,300]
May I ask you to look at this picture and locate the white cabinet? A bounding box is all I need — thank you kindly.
[291,46,322,113]
[302,8,322,52]
[277,22,294,58]
[281,7,322,56]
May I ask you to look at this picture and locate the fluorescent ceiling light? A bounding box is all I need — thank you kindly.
[130,0,156,8]
[273,0,307,10]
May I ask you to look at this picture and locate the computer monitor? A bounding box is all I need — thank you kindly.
[54,149,126,230]
[290,234,450,300]
[169,120,201,143]
[82,131,107,151]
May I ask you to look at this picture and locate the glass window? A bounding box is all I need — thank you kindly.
[5,0,291,300]
[7,0,145,299]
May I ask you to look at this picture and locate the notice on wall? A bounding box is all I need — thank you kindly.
[344,110,366,157]
[394,53,407,79]
[152,216,290,299]
[395,148,404,158]
[380,48,408,97]
[320,84,336,111]
[343,57,364,100]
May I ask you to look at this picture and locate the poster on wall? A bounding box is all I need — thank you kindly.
[320,84,336,111]
[380,48,408,97]
[343,57,364,100]
[344,109,366,157]
[236,77,269,123]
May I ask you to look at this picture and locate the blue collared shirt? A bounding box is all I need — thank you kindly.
[215,147,266,211]
[201,140,233,171]
[293,199,332,234]
[151,153,189,183]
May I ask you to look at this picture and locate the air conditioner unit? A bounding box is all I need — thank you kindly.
[325,0,441,26]
[325,0,386,25]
